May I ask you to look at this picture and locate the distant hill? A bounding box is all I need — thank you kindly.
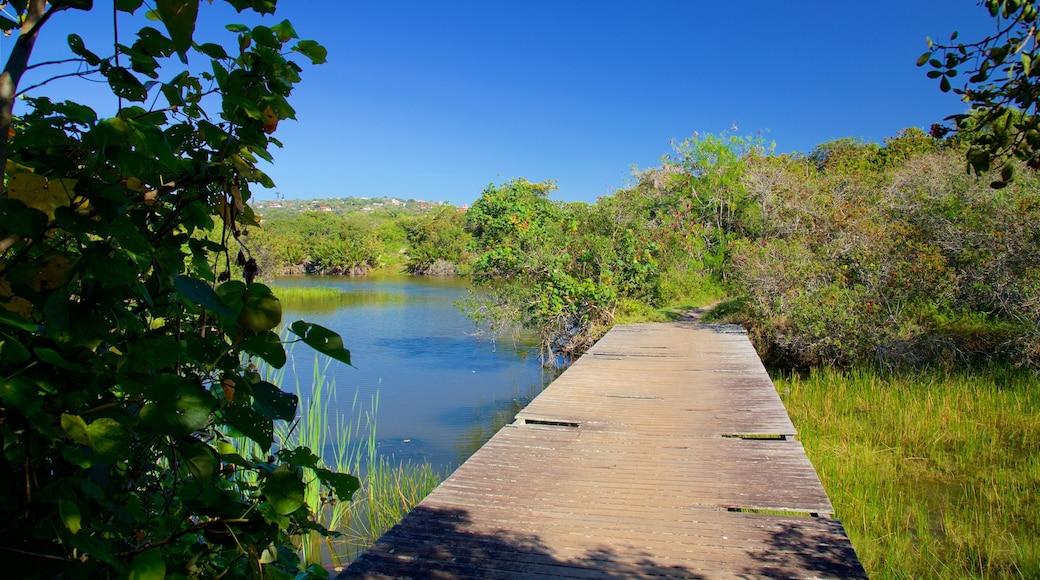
[254,196,463,217]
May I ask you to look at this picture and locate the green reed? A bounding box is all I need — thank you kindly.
[271,286,351,313]
[270,284,412,314]
[774,366,1040,579]
[238,354,442,571]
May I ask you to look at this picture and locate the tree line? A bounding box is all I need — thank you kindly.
[251,127,1040,371]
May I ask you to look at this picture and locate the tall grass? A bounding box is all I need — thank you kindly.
[236,355,442,571]
[271,284,411,314]
[271,286,352,313]
[775,366,1040,579]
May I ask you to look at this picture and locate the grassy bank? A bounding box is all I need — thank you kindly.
[774,367,1039,579]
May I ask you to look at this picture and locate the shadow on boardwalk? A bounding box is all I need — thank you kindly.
[341,505,867,579]
[341,505,707,579]
[742,519,869,579]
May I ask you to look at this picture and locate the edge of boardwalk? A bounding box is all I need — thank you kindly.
[339,322,867,579]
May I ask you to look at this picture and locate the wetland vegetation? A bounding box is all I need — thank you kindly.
[3,1,1038,576]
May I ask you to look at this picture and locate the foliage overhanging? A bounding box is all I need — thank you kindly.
[0,1,356,578]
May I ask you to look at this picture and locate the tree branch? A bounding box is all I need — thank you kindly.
[0,1,70,185]
[15,69,102,98]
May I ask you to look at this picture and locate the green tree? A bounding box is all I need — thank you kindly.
[466,177,560,280]
[0,2,355,577]
[921,0,1040,185]
[466,179,623,357]
[403,206,472,275]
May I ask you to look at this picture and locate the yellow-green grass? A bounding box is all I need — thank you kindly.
[775,367,1039,579]
[270,285,409,313]
[269,285,349,312]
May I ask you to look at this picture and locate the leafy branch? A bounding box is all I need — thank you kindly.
[921,0,1040,186]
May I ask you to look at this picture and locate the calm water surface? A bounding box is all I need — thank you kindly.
[272,275,553,474]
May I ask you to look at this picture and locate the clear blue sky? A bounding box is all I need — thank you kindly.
[5,1,993,206]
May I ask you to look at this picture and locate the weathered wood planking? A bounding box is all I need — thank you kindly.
[339,323,866,579]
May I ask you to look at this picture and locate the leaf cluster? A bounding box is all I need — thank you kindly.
[0,2,352,578]
[921,0,1040,186]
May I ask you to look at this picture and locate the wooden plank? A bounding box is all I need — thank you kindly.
[338,323,865,579]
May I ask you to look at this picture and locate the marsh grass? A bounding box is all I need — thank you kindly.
[238,356,442,571]
[270,286,352,313]
[775,366,1040,579]
[271,284,410,313]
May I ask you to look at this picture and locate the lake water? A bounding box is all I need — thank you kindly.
[271,275,554,474]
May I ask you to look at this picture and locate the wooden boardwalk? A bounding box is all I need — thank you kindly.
[339,322,866,579]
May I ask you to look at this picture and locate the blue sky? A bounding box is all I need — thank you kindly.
[5,1,993,206]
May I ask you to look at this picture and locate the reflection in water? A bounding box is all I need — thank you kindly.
[271,275,555,474]
[453,365,564,464]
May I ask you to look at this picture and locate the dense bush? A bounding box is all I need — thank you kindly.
[252,211,388,276]
[730,139,1040,369]
[402,206,472,275]
[463,179,663,357]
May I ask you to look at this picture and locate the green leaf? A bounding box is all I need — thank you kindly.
[1000,160,1015,182]
[224,0,277,15]
[224,405,273,450]
[128,549,166,580]
[252,381,297,421]
[196,42,228,60]
[250,25,279,49]
[61,413,91,446]
[175,276,237,318]
[35,347,87,373]
[140,377,217,436]
[86,418,130,464]
[292,40,328,65]
[241,332,288,370]
[2,378,43,416]
[916,52,931,67]
[214,439,253,468]
[0,16,18,30]
[0,336,30,363]
[68,34,101,66]
[0,307,38,331]
[106,67,148,101]
[940,75,951,92]
[179,437,218,482]
[271,19,298,43]
[277,446,321,469]
[62,446,92,469]
[116,0,145,12]
[316,467,360,501]
[967,148,992,174]
[51,0,92,9]
[237,284,282,333]
[1,204,48,239]
[156,0,199,56]
[224,94,264,120]
[263,465,305,515]
[289,321,352,365]
[58,499,82,534]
